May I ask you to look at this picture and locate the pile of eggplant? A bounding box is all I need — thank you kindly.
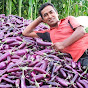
[0,14,88,88]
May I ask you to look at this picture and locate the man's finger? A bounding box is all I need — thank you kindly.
[51,43,54,46]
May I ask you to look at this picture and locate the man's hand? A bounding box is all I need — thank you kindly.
[52,42,65,52]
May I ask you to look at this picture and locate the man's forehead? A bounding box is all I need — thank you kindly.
[41,6,54,14]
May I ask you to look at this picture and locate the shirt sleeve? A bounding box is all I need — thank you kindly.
[68,16,81,30]
[34,30,51,42]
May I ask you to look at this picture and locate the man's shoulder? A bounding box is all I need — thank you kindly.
[66,16,75,19]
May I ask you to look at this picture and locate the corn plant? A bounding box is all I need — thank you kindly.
[19,0,23,17]
[6,0,12,16]
[28,0,33,19]
[0,0,88,19]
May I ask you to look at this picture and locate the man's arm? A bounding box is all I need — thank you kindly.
[22,16,42,38]
[52,26,85,51]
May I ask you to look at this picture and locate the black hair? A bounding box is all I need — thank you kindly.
[39,2,57,19]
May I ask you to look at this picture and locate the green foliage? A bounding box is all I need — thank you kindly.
[0,0,88,19]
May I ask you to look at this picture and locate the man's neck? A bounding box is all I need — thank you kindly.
[50,21,60,29]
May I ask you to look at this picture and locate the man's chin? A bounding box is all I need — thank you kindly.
[49,22,58,27]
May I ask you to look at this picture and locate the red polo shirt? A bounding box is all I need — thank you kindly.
[34,16,88,62]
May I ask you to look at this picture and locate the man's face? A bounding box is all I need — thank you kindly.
[41,5,59,27]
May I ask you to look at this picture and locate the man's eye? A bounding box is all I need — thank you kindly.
[44,14,48,17]
[50,11,53,14]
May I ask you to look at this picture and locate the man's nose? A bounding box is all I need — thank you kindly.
[48,14,52,18]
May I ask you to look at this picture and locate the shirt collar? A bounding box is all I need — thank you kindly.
[50,18,65,30]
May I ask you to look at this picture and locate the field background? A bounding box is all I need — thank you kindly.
[0,0,88,20]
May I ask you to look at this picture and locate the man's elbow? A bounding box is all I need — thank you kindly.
[78,26,86,35]
[81,27,86,35]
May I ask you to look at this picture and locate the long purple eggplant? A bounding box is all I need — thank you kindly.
[2,38,16,44]
[0,52,11,62]
[71,61,76,68]
[35,49,53,55]
[0,62,6,70]
[55,76,70,87]
[70,73,79,83]
[40,60,48,70]
[60,68,67,78]
[21,70,27,88]
[54,65,62,73]
[0,84,12,87]
[0,69,7,76]
[9,41,22,47]
[13,49,28,56]
[78,79,88,88]
[46,81,62,87]
[18,42,26,49]
[16,36,23,41]
[34,61,43,67]
[29,60,39,67]
[31,74,47,81]
[11,54,21,59]
[33,67,49,76]
[76,81,84,88]
[0,74,8,82]
[7,67,21,72]
[35,38,52,46]
[47,54,61,61]
[2,77,15,84]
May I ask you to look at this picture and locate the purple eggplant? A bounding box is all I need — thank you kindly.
[76,81,84,88]
[11,54,21,59]
[0,84,12,87]
[18,42,26,49]
[0,52,11,62]
[0,74,8,82]
[54,65,62,73]
[0,62,6,70]
[71,61,77,68]
[33,67,49,75]
[16,36,23,41]
[2,38,16,44]
[40,60,48,70]
[9,41,22,47]
[34,61,43,67]
[35,38,52,46]
[55,76,70,87]
[27,86,36,88]
[35,49,53,55]
[31,74,47,81]
[46,81,62,87]
[7,67,21,72]
[70,73,79,83]
[60,68,67,78]
[2,77,15,84]
[29,60,39,67]
[21,70,27,88]
[13,49,28,56]
[47,54,60,61]
[78,79,88,88]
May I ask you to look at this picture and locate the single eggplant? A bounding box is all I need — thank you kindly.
[21,70,27,88]
[55,76,70,87]
[18,42,26,49]
[0,52,11,62]
[76,81,84,88]
[35,38,52,46]
[60,68,67,78]
[13,49,29,56]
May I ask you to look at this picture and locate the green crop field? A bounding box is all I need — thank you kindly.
[0,0,88,19]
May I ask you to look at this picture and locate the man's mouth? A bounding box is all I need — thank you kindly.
[49,19,54,22]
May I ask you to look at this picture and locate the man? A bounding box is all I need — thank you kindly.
[22,3,88,66]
